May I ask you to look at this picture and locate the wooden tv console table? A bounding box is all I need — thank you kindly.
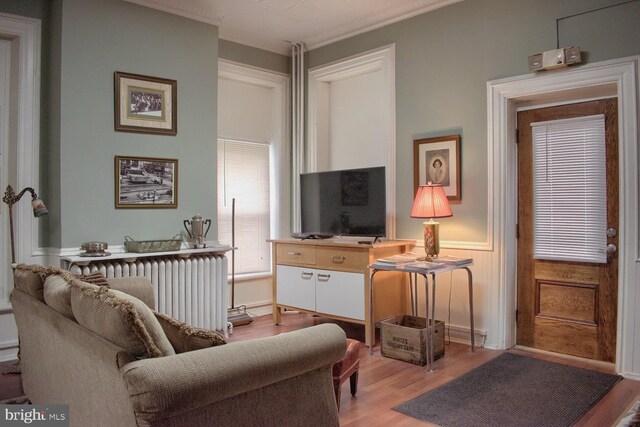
[270,238,414,347]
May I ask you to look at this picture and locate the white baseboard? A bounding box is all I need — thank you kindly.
[445,323,487,348]
[229,300,272,318]
[622,371,640,380]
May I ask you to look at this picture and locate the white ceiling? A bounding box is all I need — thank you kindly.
[124,0,463,55]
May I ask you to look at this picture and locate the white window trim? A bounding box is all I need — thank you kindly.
[307,44,397,239]
[218,60,290,240]
[488,56,639,378]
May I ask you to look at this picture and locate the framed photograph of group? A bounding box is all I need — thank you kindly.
[115,155,178,209]
[413,134,461,202]
[114,71,177,135]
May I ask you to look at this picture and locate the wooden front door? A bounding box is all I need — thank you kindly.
[516,99,618,362]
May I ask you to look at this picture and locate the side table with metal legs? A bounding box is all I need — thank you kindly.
[369,262,475,372]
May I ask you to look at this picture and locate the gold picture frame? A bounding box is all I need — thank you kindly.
[115,155,178,208]
[413,134,461,202]
[114,71,177,135]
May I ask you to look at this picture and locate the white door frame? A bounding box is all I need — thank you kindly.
[488,56,639,377]
[0,12,41,309]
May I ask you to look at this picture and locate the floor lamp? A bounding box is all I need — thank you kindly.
[2,185,47,375]
[3,185,48,267]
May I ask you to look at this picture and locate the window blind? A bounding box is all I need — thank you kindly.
[217,139,271,274]
[531,114,607,263]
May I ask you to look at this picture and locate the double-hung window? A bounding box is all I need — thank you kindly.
[217,60,289,280]
[217,138,271,275]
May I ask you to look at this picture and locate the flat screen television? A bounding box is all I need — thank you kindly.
[300,166,386,238]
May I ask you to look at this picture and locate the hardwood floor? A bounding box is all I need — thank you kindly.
[228,313,639,426]
[2,313,638,426]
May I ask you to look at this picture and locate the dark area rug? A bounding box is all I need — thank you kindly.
[394,352,621,427]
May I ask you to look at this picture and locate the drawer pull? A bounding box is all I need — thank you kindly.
[301,271,314,280]
[317,273,331,282]
[288,251,301,257]
[331,255,346,264]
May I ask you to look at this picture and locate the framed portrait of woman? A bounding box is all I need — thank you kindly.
[413,134,461,202]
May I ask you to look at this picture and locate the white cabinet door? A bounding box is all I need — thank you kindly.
[276,265,316,311]
[315,269,364,320]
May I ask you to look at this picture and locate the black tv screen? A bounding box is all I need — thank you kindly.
[300,166,386,238]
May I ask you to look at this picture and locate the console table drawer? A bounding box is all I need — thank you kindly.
[276,244,316,265]
[316,247,368,271]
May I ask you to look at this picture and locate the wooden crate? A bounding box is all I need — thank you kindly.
[380,315,445,366]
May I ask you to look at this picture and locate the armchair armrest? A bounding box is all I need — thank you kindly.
[122,323,346,423]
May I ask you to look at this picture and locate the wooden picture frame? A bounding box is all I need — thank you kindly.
[114,71,177,135]
[413,134,461,202]
[115,155,178,208]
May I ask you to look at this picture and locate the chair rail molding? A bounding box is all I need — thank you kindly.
[487,56,639,378]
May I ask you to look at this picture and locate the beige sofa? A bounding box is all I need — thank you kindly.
[11,265,346,427]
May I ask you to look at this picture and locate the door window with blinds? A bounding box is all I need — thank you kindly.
[531,114,607,263]
[218,139,271,275]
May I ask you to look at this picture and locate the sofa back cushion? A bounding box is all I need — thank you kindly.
[13,265,108,305]
[44,272,112,320]
[106,277,155,308]
[43,275,75,319]
[71,284,175,358]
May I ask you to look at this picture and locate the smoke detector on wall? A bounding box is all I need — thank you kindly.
[528,46,582,71]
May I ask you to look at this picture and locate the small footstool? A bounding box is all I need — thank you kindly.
[332,338,360,410]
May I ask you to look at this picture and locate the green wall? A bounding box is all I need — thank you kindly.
[3,0,639,249]
[307,0,640,244]
[52,0,219,248]
[219,39,289,75]
[0,0,288,251]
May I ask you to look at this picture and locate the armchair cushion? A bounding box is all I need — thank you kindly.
[71,283,175,358]
[154,312,226,353]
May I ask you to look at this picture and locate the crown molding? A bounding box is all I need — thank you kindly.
[304,0,463,51]
[125,0,463,55]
